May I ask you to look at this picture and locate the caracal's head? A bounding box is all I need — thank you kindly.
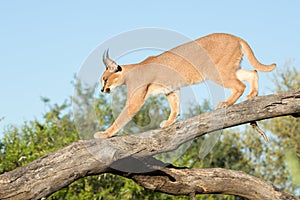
[100,50,124,94]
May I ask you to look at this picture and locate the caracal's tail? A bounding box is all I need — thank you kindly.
[239,39,276,72]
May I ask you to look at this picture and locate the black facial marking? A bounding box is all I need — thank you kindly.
[103,78,108,85]
[116,65,122,72]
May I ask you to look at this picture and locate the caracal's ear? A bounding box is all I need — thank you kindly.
[102,49,119,72]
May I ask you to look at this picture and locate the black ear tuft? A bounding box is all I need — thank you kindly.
[116,65,122,72]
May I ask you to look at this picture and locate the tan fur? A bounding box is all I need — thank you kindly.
[94,33,276,138]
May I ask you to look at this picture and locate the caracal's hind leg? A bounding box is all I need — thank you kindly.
[94,86,147,138]
[216,75,246,108]
[160,90,180,128]
[236,68,258,99]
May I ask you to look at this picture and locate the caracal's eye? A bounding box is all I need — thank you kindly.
[103,78,108,84]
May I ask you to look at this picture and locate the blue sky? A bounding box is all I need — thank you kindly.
[0,1,300,132]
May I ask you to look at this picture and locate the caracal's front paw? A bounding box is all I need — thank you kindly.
[160,120,174,128]
[216,101,229,109]
[246,91,258,100]
[160,120,167,128]
[94,131,109,139]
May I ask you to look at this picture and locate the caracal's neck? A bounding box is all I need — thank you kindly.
[120,62,152,95]
[118,63,139,87]
[121,63,139,71]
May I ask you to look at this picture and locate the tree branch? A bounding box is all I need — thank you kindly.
[0,89,299,200]
[127,166,297,200]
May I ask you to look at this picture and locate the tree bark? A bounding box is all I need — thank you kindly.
[0,89,299,200]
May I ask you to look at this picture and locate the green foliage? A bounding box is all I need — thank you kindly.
[0,99,78,174]
[286,151,300,185]
[1,65,299,199]
[271,61,300,93]
[261,65,300,193]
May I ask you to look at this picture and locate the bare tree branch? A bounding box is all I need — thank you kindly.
[0,89,299,200]
[127,166,298,200]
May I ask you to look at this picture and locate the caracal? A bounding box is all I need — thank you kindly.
[94,33,276,138]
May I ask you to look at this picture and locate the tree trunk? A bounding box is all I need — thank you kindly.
[0,89,299,200]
